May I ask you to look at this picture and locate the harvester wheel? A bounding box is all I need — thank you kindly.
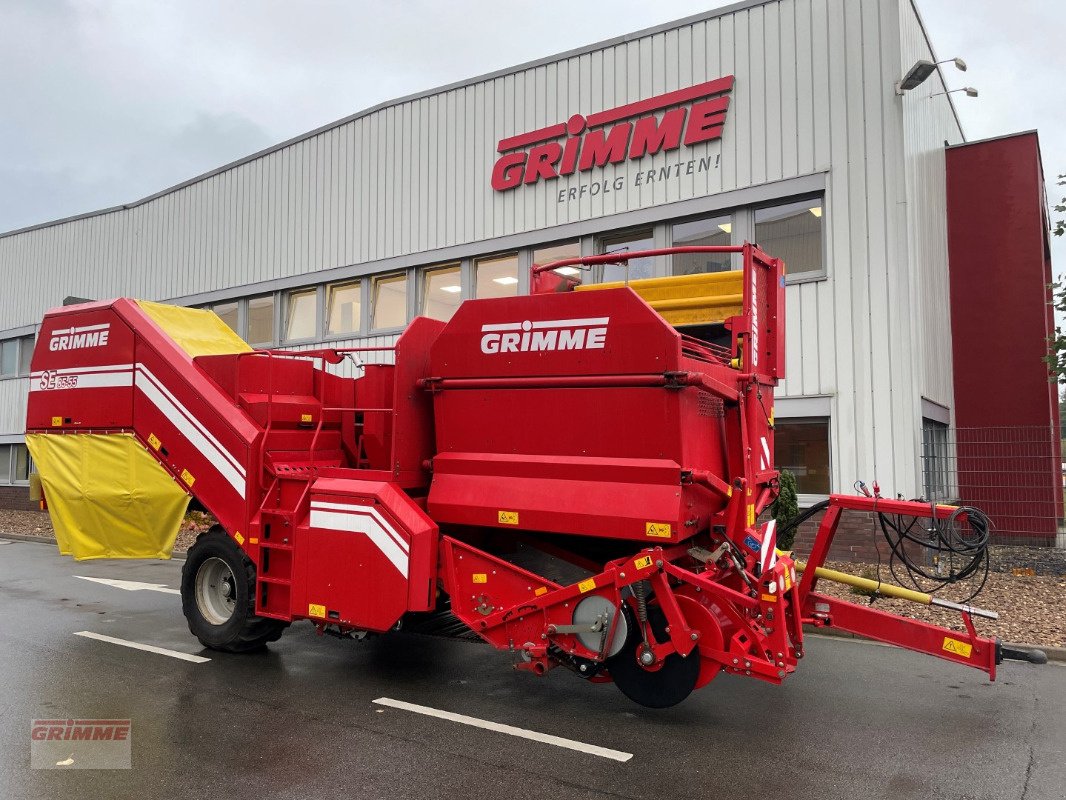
[606,605,700,708]
[181,527,288,653]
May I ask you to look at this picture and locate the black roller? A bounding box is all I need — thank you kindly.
[606,606,700,708]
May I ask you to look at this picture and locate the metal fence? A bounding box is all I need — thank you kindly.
[920,424,1063,546]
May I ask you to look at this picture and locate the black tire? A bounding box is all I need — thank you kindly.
[181,527,288,653]
[606,605,701,709]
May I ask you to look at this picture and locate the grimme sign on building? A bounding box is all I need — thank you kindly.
[490,75,734,200]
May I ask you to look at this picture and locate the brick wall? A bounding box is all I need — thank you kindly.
[0,486,38,512]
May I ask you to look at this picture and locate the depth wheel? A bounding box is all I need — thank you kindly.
[606,605,700,708]
[181,527,288,653]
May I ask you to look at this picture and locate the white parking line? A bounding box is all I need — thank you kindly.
[73,631,210,663]
[75,576,181,595]
[372,697,633,762]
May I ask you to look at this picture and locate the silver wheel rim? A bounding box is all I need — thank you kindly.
[195,557,237,625]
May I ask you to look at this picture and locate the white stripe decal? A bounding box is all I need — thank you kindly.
[310,500,410,554]
[310,509,409,576]
[531,316,609,329]
[760,436,771,468]
[761,519,776,572]
[134,369,246,498]
[29,370,133,391]
[480,322,524,332]
[52,323,110,336]
[372,698,633,762]
[31,363,134,378]
[136,365,246,479]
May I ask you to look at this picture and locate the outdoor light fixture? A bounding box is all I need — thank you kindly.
[895,56,967,95]
[556,266,580,276]
[492,276,519,285]
[439,285,462,293]
[929,87,979,98]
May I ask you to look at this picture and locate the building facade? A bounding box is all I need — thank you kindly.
[0,0,1039,520]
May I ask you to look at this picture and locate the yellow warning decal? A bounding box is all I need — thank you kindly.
[746,504,756,527]
[234,531,245,546]
[498,510,519,525]
[534,586,548,597]
[783,567,792,591]
[472,573,487,584]
[147,433,161,451]
[577,578,596,594]
[51,416,63,427]
[645,522,672,538]
[308,603,326,618]
[300,413,313,423]
[633,555,654,570]
[180,468,196,487]
[761,593,777,603]
[942,637,973,658]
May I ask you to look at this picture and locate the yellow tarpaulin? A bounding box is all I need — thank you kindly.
[26,433,190,560]
[136,299,252,358]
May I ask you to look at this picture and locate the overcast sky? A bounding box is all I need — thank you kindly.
[1,0,1062,275]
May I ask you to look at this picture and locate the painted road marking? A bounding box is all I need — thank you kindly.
[372,697,633,762]
[73,631,210,663]
[75,576,181,595]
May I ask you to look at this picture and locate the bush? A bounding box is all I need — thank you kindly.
[771,470,800,551]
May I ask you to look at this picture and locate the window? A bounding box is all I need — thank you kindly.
[248,295,276,346]
[372,273,408,330]
[285,288,318,341]
[533,241,582,278]
[922,419,952,500]
[600,230,655,283]
[672,215,732,275]
[13,444,28,483]
[213,302,238,334]
[0,445,8,483]
[422,265,462,321]
[326,282,362,336]
[774,417,831,495]
[0,339,17,377]
[475,254,519,299]
[754,197,824,278]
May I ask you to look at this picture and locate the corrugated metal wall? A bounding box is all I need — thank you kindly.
[0,0,959,496]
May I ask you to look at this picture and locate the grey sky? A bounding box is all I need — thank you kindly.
[1,0,1062,275]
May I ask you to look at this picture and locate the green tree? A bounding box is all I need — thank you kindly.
[771,469,800,551]
[1044,174,1066,378]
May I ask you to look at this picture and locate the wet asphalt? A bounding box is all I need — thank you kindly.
[0,536,1063,800]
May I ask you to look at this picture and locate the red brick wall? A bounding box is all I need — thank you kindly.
[0,486,39,512]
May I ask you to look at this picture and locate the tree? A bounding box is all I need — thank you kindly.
[771,469,800,551]
[1044,173,1066,378]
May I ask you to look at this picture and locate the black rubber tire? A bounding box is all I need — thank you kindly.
[606,605,701,709]
[181,527,288,653]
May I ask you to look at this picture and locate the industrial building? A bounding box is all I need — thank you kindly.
[0,0,1058,542]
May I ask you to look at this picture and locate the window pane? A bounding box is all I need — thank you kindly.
[0,445,9,483]
[213,302,238,334]
[0,340,16,376]
[774,417,830,495]
[422,265,462,321]
[327,282,361,335]
[755,198,824,276]
[19,336,34,374]
[533,241,582,279]
[14,445,28,482]
[475,254,519,299]
[373,274,408,330]
[285,289,318,341]
[600,231,655,282]
[248,295,275,346]
[922,419,952,500]
[672,216,732,275]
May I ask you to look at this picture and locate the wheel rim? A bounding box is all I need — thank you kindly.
[195,557,237,625]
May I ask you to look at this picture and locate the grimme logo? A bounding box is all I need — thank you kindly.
[491,75,733,192]
[480,317,609,354]
[30,718,132,769]
[49,323,110,351]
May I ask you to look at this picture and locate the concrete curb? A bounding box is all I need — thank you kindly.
[804,623,1066,664]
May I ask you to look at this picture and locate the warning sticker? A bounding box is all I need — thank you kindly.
[308,603,326,618]
[645,522,672,538]
[234,531,245,546]
[534,586,548,596]
[180,468,196,487]
[498,510,519,525]
[577,578,596,594]
[942,637,973,658]
[472,573,488,584]
[147,433,161,450]
[51,416,63,427]
[633,555,654,570]
[300,413,313,423]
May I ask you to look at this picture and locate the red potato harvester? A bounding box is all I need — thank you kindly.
[25,244,1038,708]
